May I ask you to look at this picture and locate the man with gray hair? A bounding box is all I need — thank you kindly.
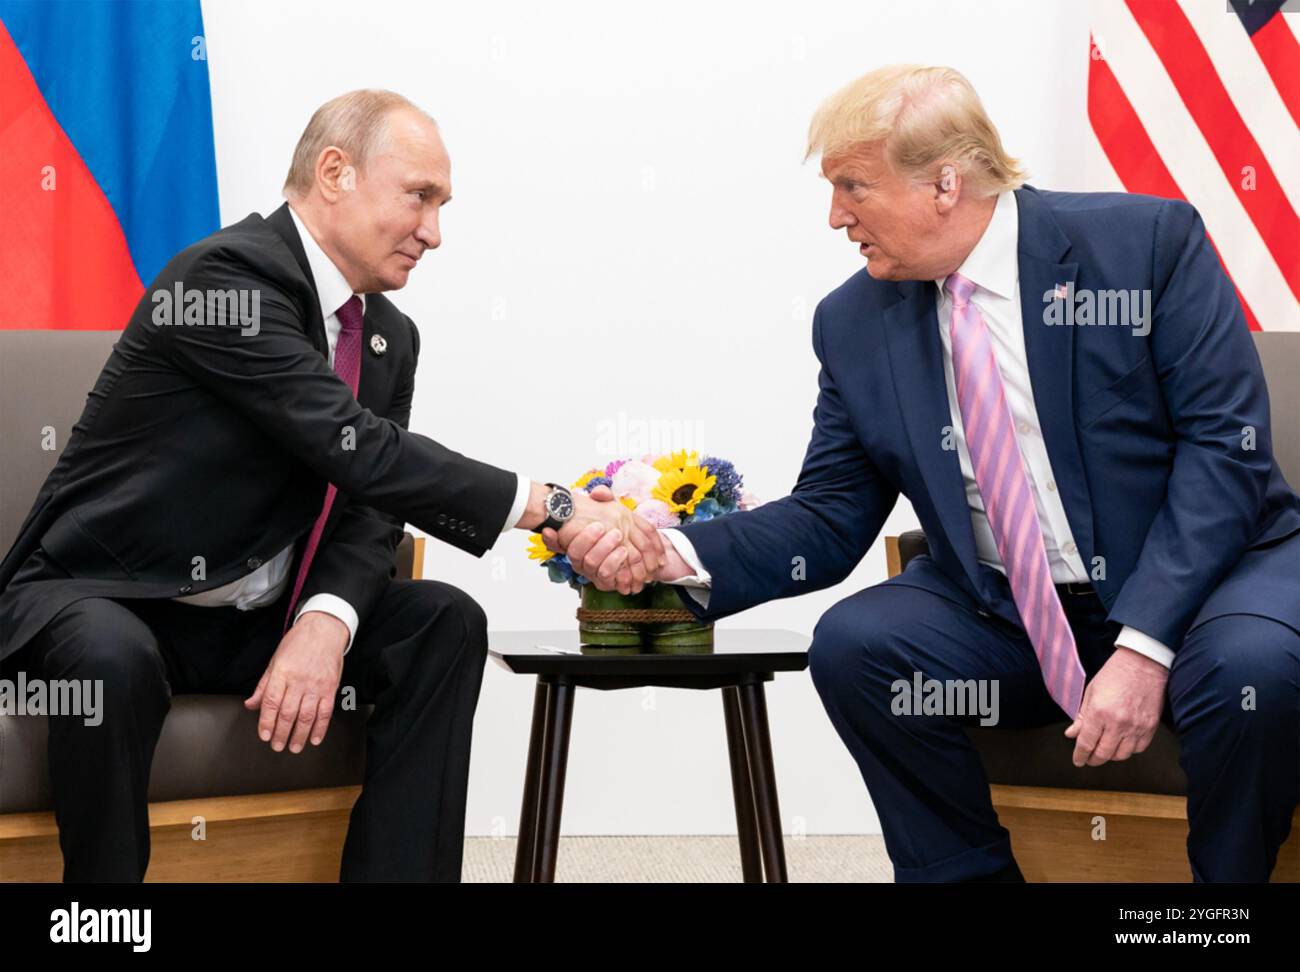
[0,89,663,882]
[559,65,1300,882]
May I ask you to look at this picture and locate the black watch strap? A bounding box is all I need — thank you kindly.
[535,482,573,533]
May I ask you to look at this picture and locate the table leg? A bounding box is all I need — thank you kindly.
[739,681,788,883]
[513,679,550,883]
[722,686,763,882]
[533,676,576,883]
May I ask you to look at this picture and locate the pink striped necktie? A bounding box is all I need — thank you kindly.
[945,272,1085,718]
[283,295,365,630]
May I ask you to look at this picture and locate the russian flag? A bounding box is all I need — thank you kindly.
[0,0,219,330]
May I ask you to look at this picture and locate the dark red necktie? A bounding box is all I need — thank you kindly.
[283,295,364,629]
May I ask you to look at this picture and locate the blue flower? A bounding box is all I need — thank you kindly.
[684,498,723,523]
[582,476,613,493]
[546,554,592,587]
[700,456,743,510]
[545,556,575,584]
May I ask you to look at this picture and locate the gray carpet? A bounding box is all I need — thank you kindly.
[463,834,893,882]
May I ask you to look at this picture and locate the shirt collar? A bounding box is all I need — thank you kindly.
[933,189,1018,301]
[286,203,366,320]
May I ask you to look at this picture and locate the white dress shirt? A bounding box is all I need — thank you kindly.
[175,204,531,652]
[663,190,1174,669]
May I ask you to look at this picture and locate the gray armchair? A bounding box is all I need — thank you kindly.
[0,330,422,881]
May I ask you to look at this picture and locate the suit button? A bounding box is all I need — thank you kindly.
[467,525,476,538]
[246,556,262,570]
[447,518,458,530]
[437,513,448,526]
[178,584,193,594]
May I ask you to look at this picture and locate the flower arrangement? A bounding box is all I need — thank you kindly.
[526,450,760,588]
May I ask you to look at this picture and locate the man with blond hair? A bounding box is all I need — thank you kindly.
[0,89,662,882]
[560,65,1300,882]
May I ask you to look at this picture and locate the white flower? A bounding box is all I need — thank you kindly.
[611,460,661,505]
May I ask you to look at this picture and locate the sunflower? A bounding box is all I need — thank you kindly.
[526,532,556,562]
[572,469,603,490]
[619,496,638,511]
[652,449,700,473]
[653,465,717,515]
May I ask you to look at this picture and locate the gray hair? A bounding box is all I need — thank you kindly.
[283,89,436,197]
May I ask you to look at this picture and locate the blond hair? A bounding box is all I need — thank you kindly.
[806,65,1026,196]
[283,89,435,197]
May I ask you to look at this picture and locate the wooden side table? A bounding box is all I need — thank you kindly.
[489,629,810,883]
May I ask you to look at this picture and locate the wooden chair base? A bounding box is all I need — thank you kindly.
[992,784,1300,882]
[4,782,1293,882]
[0,786,360,882]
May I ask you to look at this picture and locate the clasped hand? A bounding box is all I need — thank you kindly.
[541,485,666,593]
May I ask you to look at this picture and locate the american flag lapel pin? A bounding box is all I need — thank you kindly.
[1054,283,1069,300]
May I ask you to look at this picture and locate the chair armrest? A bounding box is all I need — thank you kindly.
[394,532,425,581]
[884,530,930,578]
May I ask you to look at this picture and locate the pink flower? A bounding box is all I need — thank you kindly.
[739,490,763,511]
[605,459,628,478]
[611,460,660,505]
[634,499,679,529]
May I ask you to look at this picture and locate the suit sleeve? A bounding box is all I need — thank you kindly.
[674,302,899,620]
[1107,201,1277,647]
[296,314,422,633]
[153,249,517,556]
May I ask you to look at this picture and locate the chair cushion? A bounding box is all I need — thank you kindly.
[0,696,371,814]
[967,723,1188,796]
[898,534,1190,795]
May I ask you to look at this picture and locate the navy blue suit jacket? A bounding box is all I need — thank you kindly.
[679,186,1300,651]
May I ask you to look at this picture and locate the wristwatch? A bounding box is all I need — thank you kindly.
[534,482,575,533]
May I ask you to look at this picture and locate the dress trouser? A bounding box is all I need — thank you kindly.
[12,571,489,882]
[808,558,1300,882]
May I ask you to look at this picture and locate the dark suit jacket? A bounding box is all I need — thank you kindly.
[0,203,517,663]
[678,186,1300,651]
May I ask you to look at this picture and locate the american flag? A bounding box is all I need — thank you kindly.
[1087,0,1299,331]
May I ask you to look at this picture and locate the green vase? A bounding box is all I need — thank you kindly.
[643,582,714,652]
[577,585,647,647]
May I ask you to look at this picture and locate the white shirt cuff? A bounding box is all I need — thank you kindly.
[660,529,712,609]
[1115,625,1174,669]
[295,594,359,655]
[502,474,531,533]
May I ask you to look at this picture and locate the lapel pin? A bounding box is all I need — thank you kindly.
[370,334,388,356]
[1053,283,1070,300]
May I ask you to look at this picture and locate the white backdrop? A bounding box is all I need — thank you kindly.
[202,0,1093,836]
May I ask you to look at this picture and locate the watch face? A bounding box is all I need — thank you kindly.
[548,489,575,521]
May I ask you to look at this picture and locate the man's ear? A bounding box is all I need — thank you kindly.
[935,163,961,214]
[315,146,355,202]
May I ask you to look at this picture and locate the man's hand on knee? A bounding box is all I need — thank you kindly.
[1064,646,1167,767]
[244,611,347,753]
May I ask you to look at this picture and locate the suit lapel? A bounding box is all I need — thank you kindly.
[357,304,392,411]
[1015,187,1096,581]
[265,203,328,356]
[883,282,984,595]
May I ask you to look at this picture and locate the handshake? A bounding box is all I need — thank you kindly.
[535,484,690,594]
